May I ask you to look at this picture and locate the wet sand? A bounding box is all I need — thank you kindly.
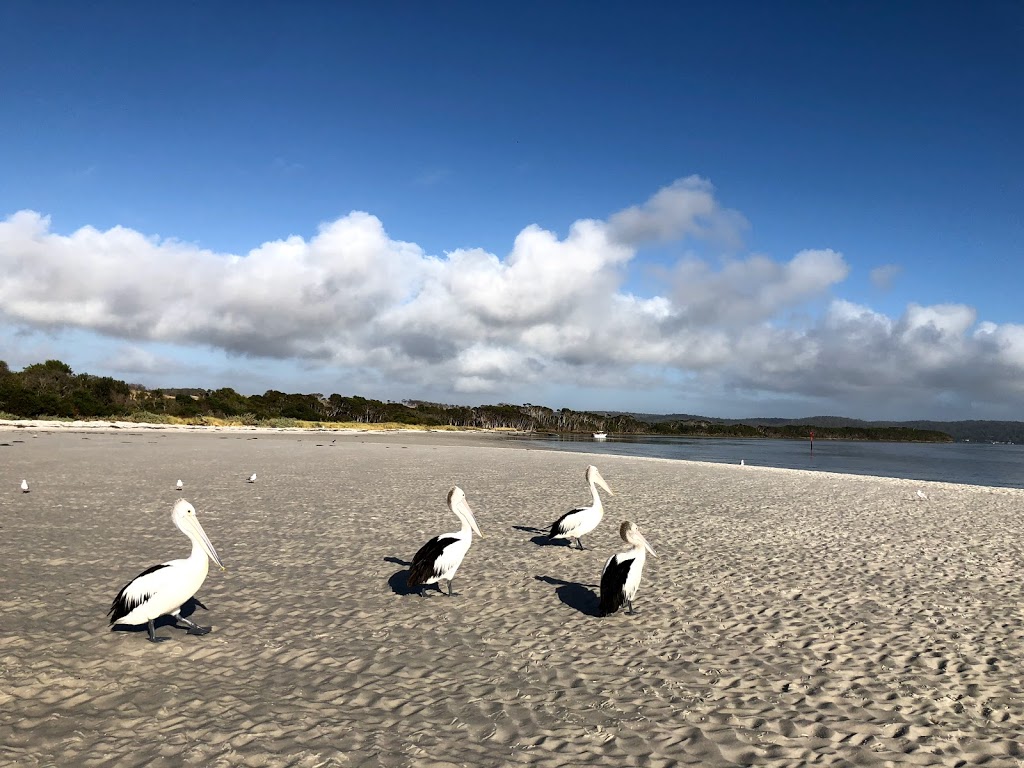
[1,426,1023,766]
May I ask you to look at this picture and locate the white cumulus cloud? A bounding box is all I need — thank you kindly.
[2,177,1023,417]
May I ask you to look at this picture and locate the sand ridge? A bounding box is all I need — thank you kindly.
[1,429,1023,766]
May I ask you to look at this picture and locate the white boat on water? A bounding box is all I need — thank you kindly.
[593,432,608,440]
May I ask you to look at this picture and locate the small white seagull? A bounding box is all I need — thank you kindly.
[247,473,257,483]
[21,479,30,493]
[916,489,928,501]
[176,479,183,491]
[740,459,745,466]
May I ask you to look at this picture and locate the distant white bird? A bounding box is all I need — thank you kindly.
[176,479,183,491]
[21,479,30,493]
[247,473,257,483]
[407,486,484,597]
[600,521,657,616]
[740,459,745,466]
[549,465,614,550]
[108,499,225,642]
[916,489,928,501]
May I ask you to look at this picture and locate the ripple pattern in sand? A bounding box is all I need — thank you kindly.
[1,431,1023,766]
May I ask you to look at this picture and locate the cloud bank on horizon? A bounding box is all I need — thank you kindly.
[1,175,1022,420]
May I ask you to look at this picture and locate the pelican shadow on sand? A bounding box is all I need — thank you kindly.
[385,556,420,596]
[512,525,575,548]
[535,575,600,616]
[110,597,208,636]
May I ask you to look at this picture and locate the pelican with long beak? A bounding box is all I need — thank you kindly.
[407,486,483,597]
[108,499,225,642]
[599,521,656,616]
[548,465,614,550]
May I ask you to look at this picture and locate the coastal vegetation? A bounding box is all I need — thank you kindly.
[0,359,956,442]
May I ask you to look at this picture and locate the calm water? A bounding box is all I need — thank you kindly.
[507,435,1024,489]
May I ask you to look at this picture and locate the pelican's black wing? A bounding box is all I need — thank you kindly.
[549,508,586,538]
[107,563,171,624]
[407,536,459,587]
[599,555,635,616]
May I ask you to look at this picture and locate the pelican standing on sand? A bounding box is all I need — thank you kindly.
[407,486,483,597]
[21,479,29,493]
[108,499,225,642]
[549,465,614,550]
[600,521,656,616]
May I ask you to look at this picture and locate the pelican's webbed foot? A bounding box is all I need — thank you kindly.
[446,581,459,597]
[176,616,212,635]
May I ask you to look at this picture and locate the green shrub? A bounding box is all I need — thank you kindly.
[259,417,303,428]
[126,411,180,425]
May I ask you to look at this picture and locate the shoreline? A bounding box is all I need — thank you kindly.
[0,417,955,443]
[0,416,509,436]
[1,417,1017,493]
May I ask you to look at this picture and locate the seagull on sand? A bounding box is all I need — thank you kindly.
[407,486,484,597]
[176,479,183,491]
[600,521,657,616]
[916,489,928,501]
[548,465,614,550]
[21,479,30,493]
[108,499,225,642]
[247,473,257,483]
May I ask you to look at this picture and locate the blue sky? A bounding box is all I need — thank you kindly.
[1,2,1021,419]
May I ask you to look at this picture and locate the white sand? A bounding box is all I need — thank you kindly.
[1,427,1023,766]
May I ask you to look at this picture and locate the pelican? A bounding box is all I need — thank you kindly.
[176,479,183,491]
[600,521,656,616]
[549,465,614,550]
[407,486,483,597]
[108,499,225,642]
[247,473,257,483]
[20,479,29,493]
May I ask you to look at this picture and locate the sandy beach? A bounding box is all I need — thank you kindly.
[2,425,1023,767]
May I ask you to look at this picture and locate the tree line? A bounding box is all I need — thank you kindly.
[0,359,952,441]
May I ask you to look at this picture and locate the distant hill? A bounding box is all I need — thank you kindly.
[625,413,1024,444]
